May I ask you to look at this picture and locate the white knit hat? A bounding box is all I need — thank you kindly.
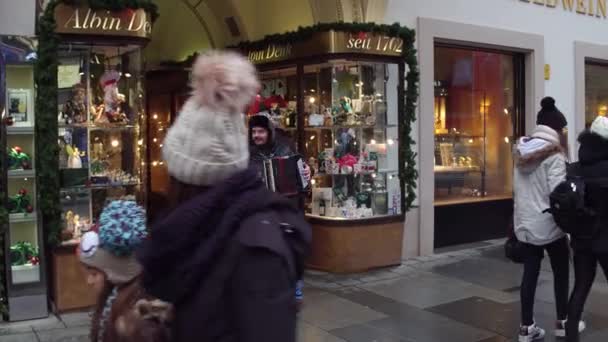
[590,116,608,140]
[162,51,260,186]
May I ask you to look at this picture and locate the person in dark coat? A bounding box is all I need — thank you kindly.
[248,113,311,309]
[137,51,311,342]
[566,116,608,342]
[248,114,299,177]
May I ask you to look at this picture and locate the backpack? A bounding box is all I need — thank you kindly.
[544,163,596,235]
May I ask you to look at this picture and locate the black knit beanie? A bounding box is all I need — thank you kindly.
[537,97,567,132]
[249,114,271,131]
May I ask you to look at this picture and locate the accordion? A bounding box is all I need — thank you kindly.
[261,155,309,196]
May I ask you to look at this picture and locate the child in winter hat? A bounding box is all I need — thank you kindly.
[79,200,147,287]
[162,50,260,187]
[79,200,172,342]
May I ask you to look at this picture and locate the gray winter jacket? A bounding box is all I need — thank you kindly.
[514,125,567,246]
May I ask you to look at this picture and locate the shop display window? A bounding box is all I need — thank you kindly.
[254,61,401,220]
[4,61,41,285]
[56,45,146,245]
[585,62,608,127]
[433,46,521,205]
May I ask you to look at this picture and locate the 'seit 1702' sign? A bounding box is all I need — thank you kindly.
[518,0,608,19]
[244,31,404,65]
[54,3,152,39]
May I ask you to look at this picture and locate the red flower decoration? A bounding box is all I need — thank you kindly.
[357,32,368,40]
[120,8,136,22]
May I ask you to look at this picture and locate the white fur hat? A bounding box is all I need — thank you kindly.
[162,51,260,186]
[590,116,608,140]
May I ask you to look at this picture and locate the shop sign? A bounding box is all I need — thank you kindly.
[340,33,403,55]
[517,0,608,19]
[247,44,294,63]
[244,31,403,65]
[54,4,152,39]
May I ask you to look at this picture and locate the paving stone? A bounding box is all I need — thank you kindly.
[0,315,64,335]
[334,278,363,287]
[0,332,38,342]
[388,265,416,275]
[297,321,347,342]
[432,257,524,291]
[300,291,387,331]
[331,323,414,342]
[36,326,89,342]
[58,312,91,328]
[361,271,517,309]
[0,324,33,336]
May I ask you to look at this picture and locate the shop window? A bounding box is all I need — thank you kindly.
[253,61,400,219]
[433,46,523,205]
[585,62,608,127]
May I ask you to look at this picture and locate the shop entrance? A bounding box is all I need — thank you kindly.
[433,45,526,248]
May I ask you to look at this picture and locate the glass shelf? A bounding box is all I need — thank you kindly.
[6,126,35,135]
[9,213,38,224]
[7,169,36,179]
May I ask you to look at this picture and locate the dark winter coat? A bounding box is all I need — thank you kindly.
[137,168,311,342]
[571,130,608,253]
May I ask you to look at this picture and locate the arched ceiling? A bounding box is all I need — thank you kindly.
[146,0,387,68]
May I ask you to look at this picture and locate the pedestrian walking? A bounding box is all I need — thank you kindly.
[513,97,574,342]
[79,200,172,342]
[565,116,608,342]
[137,50,311,342]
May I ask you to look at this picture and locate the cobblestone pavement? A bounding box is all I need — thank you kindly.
[2,239,608,341]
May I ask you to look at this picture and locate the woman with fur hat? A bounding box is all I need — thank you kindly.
[79,200,172,342]
[565,116,608,342]
[137,51,311,342]
[513,97,581,342]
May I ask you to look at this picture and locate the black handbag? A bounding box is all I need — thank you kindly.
[504,222,525,263]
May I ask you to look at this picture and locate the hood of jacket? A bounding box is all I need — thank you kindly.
[515,125,564,173]
[137,167,310,304]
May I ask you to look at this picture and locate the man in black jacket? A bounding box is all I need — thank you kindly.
[566,116,608,342]
[248,113,310,309]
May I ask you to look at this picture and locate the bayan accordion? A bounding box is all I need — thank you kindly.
[261,155,309,196]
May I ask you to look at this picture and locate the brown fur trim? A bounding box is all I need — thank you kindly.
[116,299,173,339]
[515,143,564,167]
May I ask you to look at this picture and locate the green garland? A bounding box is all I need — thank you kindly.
[36,0,158,246]
[164,22,419,212]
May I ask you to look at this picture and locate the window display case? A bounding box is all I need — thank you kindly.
[238,27,415,273]
[1,36,48,321]
[33,2,156,313]
[56,46,146,246]
[253,62,401,220]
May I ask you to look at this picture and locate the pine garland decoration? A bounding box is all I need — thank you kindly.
[35,0,159,246]
[163,22,419,212]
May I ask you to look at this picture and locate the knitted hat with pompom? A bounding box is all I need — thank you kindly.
[79,201,147,285]
[162,50,260,186]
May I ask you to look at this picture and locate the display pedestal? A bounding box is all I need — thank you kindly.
[51,246,96,312]
[306,219,404,273]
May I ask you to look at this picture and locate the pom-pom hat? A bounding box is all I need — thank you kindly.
[537,97,568,133]
[162,50,260,186]
[79,201,147,285]
[590,116,608,140]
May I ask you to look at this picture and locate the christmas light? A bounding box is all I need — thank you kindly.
[387,138,395,145]
[111,140,119,147]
